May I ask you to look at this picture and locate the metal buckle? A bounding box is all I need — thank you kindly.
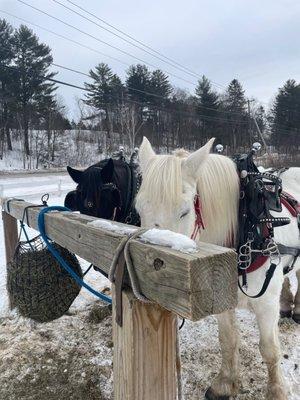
[238,237,281,270]
[238,238,253,270]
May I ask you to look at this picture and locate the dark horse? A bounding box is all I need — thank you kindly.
[64,152,140,225]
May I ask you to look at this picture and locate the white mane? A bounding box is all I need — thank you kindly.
[196,154,239,246]
[137,154,184,208]
[137,152,240,247]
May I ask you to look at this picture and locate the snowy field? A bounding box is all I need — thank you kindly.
[0,172,299,400]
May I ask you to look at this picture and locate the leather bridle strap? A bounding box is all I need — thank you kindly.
[191,195,205,240]
[238,262,278,298]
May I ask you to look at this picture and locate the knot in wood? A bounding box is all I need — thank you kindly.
[153,258,164,271]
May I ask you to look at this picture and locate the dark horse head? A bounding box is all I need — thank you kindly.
[65,158,139,224]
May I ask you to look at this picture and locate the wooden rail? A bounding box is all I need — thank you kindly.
[2,199,238,321]
[2,198,238,400]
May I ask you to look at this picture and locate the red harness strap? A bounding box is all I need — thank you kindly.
[281,191,300,218]
[191,195,205,240]
[192,191,299,273]
[243,191,300,274]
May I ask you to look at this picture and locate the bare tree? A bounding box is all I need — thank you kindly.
[118,102,145,150]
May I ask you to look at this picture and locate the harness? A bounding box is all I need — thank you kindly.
[236,155,300,297]
[88,152,141,225]
[192,152,300,298]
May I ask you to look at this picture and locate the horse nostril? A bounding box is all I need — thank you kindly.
[154,223,160,228]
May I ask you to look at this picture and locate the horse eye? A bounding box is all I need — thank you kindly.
[180,210,190,219]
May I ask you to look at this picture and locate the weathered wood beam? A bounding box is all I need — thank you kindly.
[2,210,19,309]
[2,199,238,321]
[112,288,179,400]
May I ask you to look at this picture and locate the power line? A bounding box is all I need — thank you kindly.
[44,78,248,125]
[0,9,247,119]
[1,8,249,119]
[49,66,251,124]
[1,8,258,119]
[4,64,299,134]
[51,63,247,116]
[65,0,225,89]
[17,0,201,88]
[52,62,180,102]
[0,9,129,67]
[52,0,214,85]
[4,9,299,128]
[50,74,297,134]
[3,64,249,126]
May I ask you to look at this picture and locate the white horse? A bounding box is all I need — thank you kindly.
[136,137,300,400]
[258,166,300,321]
[276,168,300,322]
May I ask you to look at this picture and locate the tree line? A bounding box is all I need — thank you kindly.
[0,18,299,164]
[0,19,70,162]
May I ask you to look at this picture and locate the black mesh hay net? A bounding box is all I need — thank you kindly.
[7,235,83,323]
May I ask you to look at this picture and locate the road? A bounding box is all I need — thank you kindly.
[0,170,76,200]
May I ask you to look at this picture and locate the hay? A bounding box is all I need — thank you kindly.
[7,238,82,322]
[86,302,112,324]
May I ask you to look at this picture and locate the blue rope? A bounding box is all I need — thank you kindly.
[37,206,112,304]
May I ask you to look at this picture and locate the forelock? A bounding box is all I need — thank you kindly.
[136,154,184,210]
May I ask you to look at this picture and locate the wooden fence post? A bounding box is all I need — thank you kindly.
[113,288,179,400]
[2,210,18,309]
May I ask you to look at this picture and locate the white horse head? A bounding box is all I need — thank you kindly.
[137,137,240,246]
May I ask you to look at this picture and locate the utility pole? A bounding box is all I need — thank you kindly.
[253,117,268,154]
[247,99,268,153]
[247,99,253,147]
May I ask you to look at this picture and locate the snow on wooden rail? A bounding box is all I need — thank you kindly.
[2,199,238,321]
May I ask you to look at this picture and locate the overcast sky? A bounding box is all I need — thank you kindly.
[1,0,300,118]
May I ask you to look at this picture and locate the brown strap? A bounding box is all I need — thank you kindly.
[114,252,126,327]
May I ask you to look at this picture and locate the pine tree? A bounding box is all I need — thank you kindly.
[125,64,151,104]
[222,79,247,149]
[224,79,246,114]
[271,79,300,151]
[147,70,172,145]
[11,25,57,156]
[195,76,219,115]
[84,63,123,137]
[0,19,14,153]
[194,76,220,141]
[149,69,172,106]
[85,63,123,108]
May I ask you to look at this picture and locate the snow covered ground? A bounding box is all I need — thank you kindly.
[0,173,299,400]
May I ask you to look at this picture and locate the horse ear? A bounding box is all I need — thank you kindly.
[67,166,83,184]
[184,138,215,178]
[101,158,114,183]
[139,136,156,172]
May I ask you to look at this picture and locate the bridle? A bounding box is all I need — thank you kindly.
[98,182,121,220]
[81,181,121,220]
[191,194,205,240]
